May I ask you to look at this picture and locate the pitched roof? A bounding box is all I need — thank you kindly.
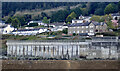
[68,21,106,27]
[12,28,46,32]
[92,22,106,26]
[49,22,64,26]
[68,22,90,27]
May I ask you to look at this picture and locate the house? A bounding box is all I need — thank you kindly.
[49,22,66,32]
[68,21,107,36]
[0,23,14,34]
[111,20,118,27]
[12,28,47,35]
[72,15,91,23]
[111,13,120,20]
[72,19,84,23]
[27,21,47,26]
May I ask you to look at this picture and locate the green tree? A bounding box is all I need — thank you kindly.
[66,12,77,23]
[94,8,104,15]
[81,8,88,16]
[106,21,115,29]
[90,15,100,22]
[11,18,20,28]
[51,10,69,22]
[41,12,48,18]
[42,17,49,24]
[71,7,82,18]
[104,4,115,14]
[62,28,68,34]
[5,17,13,24]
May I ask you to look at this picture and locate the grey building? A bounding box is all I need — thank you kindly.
[68,21,108,36]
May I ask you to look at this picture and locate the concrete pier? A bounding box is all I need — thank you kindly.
[6,38,120,60]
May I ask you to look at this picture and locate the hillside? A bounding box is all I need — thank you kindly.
[2,2,83,17]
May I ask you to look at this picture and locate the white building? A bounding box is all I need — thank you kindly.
[49,22,66,32]
[2,24,14,34]
[72,15,91,24]
[72,19,83,23]
[27,21,47,26]
[0,22,14,34]
[12,28,47,35]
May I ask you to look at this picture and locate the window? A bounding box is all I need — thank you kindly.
[86,26,88,28]
[81,31,83,33]
[77,31,79,33]
[90,30,93,32]
[86,31,88,33]
[75,21,77,23]
[73,31,75,33]
[90,26,94,28]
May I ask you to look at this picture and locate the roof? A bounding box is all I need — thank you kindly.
[111,20,118,23]
[68,21,106,27]
[0,24,8,28]
[29,21,43,23]
[49,22,64,26]
[111,13,120,16]
[68,22,90,27]
[12,28,46,32]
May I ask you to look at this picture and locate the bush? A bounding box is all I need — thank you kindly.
[73,33,76,36]
[62,28,68,34]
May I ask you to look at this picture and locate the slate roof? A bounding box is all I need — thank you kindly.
[49,22,64,26]
[12,28,45,32]
[68,21,106,27]
[68,22,90,27]
[92,22,106,26]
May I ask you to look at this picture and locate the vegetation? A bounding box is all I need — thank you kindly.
[90,14,112,22]
[90,14,117,29]
[42,17,50,24]
[62,28,68,34]
[2,2,119,27]
[66,12,77,23]
[104,3,118,14]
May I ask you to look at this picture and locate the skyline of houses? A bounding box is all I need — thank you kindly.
[68,21,107,36]
[0,13,120,36]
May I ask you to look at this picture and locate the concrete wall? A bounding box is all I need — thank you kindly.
[6,40,119,60]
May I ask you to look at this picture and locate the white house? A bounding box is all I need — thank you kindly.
[12,28,47,35]
[49,22,66,32]
[72,19,83,23]
[27,21,47,26]
[72,15,91,24]
[2,24,14,34]
[0,23,14,34]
